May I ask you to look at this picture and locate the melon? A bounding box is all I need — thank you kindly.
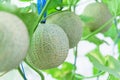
[82,2,112,32]
[0,11,29,72]
[26,24,69,70]
[46,11,83,48]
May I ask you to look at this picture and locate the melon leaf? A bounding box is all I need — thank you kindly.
[16,12,39,39]
[102,0,120,16]
[0,3,39,39]
[108,74,120,80]
[104,24,117,39]
[87,51,120,78]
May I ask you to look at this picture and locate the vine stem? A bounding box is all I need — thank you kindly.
[68,0,72,11]
[75,71,104,79]
[0,72,7,77]
[34,0,52,32]
[24,59,44,80]
[73,0,77,13]
[82,17,115,40]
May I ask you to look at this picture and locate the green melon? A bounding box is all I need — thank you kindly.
[0,11,29,73]
[82,2,112,32]
[26,24,69,70]
[46,11,83,48]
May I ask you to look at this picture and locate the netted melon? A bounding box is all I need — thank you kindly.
[82,2,112,32]
[0,11,29,73]
[26,24,69,70]
[46,11,83,48]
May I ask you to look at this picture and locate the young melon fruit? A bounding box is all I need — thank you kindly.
[26,24,69,70]
[0,11,29,72]
[46,11,83,48]
[82,2,112,32]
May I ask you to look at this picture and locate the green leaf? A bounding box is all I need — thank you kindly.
[0,3,17,13]
[47,8,58,15]
[74,74,84,80]
[104,23,117,39]
[19,3,37,13]
[102,0,120,16]
[30,3,38,13]
[47,0,80,14]
[44,62,74,80]
[61,62,74,72]
[0,4,39,39]
[93,67,104,75]
[108,74,120,80]
[82,26,103,45]
[80,15,94,23]
[87,36,103,45]
[72,0,80,6]
[87,51,120,78]
[19,6,31,13]
[106,56,120,72]
[62,72,73,80]
[62,0,80,6]
[48,0,62,9]
[81,15,104,45]
[117,38,120,54]
[16,12,39,39]
[47,0,63,14]
[86,48,106,65]
[45,68,62,79]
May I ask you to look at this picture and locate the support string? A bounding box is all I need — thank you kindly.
[20,63,27,80]
[37,0,46,23]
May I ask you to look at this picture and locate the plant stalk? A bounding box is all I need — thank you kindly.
[34,0,51,32]
[68,0,73,11]
[82,17,115,40]
[75,71,104,79]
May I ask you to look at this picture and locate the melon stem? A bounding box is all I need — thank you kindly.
[74,71,104,79]
[34,0,51,32]
[82,17,115,40]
